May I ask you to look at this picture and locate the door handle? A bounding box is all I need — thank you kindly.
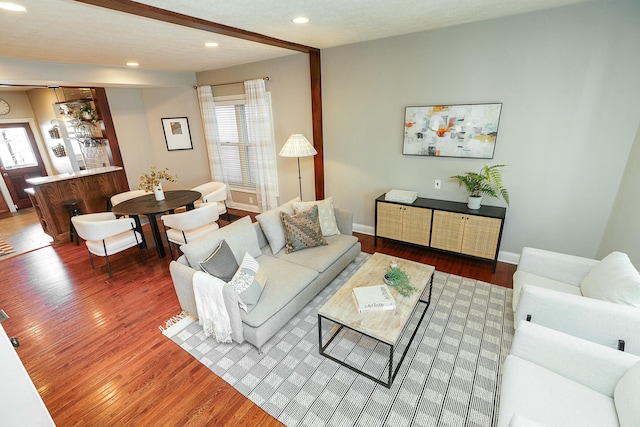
[2,173,7,177]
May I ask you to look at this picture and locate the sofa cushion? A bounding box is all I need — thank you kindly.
[580,252,640,307]
[273,233,358,274]
[229,252,267,312]
[615,361,640,427]
[512,270,583,310]
[280,205,327,253]
[240,255,318,328]
[181,216,261,267]
[255,197,300,255]
[292,197,340,236]
[499,355,619,427]
[199,240,239,281]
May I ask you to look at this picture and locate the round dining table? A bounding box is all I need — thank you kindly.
[111,190,200,259]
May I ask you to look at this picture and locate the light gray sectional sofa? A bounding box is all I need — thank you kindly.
[169,206,360,351]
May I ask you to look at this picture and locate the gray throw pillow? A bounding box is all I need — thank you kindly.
[280,205,327,253]
[229,252,267,312]
[199,240,239,281]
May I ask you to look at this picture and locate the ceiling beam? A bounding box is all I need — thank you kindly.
[73,0,325,200]
[73,0,318,54]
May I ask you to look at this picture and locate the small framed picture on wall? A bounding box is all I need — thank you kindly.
[162,117,193,151]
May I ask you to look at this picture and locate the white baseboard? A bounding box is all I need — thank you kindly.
[498,251,520,265]
[352,222,520,265]
[229,202,260,213]
[353,223,374,235]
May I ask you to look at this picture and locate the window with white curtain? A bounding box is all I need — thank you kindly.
[213,94,270,191]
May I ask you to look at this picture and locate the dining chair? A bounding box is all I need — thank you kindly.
[161,202,220,259]
[191,182,219,206]
[110,189,148,207]
[71,212,145,278]
[201,182,232,223]
[110,189,150,228]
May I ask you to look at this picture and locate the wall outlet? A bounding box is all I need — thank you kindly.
[434,179,441,190]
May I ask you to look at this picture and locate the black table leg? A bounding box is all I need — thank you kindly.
[146,213,165,258]
[132,215,147,248]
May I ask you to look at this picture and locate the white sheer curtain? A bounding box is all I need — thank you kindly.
[244,78,279,211]
[195,85,233,205]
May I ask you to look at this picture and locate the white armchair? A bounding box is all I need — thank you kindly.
[71,212,145,278]
[161,202,220,259]
[513,247,640,355]
[498,321,640,427]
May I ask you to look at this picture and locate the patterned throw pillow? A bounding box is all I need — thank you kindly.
[199,240,239,281]
[229,252,267,312]
[280,205,328,253]
[292,197,340,236]
[255,197,301,255]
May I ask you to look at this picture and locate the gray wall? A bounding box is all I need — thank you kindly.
[599,124,640,265]
[321,0,640,260]
[2,0,638,265]
[196,53,313,204]
[103,87,211,192]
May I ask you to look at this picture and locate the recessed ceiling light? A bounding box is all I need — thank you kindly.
[126,62,139,67]
[292,17,309,24]
[205,42,219,48]
[0,2,26,11]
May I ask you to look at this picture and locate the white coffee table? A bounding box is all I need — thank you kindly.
[318,252,435,388]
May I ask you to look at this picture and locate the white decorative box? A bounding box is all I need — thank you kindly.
[385,189,418,204]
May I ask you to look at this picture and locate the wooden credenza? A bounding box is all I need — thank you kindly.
[375,194,506,270]
[25,166,126,243]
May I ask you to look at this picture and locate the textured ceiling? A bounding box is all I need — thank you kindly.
[0,0,590,74]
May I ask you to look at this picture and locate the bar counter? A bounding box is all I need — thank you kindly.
[26,166,126,243]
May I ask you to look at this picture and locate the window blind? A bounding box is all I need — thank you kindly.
[214,101,256,188]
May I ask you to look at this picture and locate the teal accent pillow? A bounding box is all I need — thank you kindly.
[199,240,238,282]
[229,252,267,312]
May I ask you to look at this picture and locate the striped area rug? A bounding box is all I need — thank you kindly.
[0,239,16,256]
[165,253,514,426]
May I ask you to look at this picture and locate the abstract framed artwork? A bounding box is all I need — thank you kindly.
[402,103,502,159]
[162,117,193,151]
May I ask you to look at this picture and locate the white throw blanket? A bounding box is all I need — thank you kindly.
[193,271,233,343]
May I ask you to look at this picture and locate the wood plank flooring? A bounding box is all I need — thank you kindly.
[0,207,53,259]
[0,209,515,426]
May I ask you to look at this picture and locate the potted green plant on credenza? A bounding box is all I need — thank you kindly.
[451,164,510,209]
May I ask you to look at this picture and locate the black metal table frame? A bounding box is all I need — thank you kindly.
[318,275,433,388]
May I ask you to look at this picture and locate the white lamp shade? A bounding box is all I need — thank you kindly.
[279,134,317,158]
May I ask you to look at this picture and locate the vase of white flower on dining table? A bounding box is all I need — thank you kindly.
[138,166,178,201]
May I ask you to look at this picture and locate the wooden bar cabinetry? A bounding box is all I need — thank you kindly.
[375,194,506,270]
[25,167,126,243]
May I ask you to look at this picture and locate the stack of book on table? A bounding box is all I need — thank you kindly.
[352,284,396,313]
[385,189,418,204]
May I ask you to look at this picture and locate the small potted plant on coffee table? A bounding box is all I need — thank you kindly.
[384,265,417,297]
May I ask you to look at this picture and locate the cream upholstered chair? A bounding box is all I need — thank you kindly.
[513,247,640,355]
[110,189,150,228]
[498,321,640,427]
[71,212,145,278]
[202,182,231,223]
[110,190,148,207]
[191,182,219,207]
[161,202,220,259]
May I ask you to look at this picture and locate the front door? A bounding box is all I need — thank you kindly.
[0,123,47,209]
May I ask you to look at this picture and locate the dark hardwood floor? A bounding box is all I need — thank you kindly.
[0,209,515,426]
